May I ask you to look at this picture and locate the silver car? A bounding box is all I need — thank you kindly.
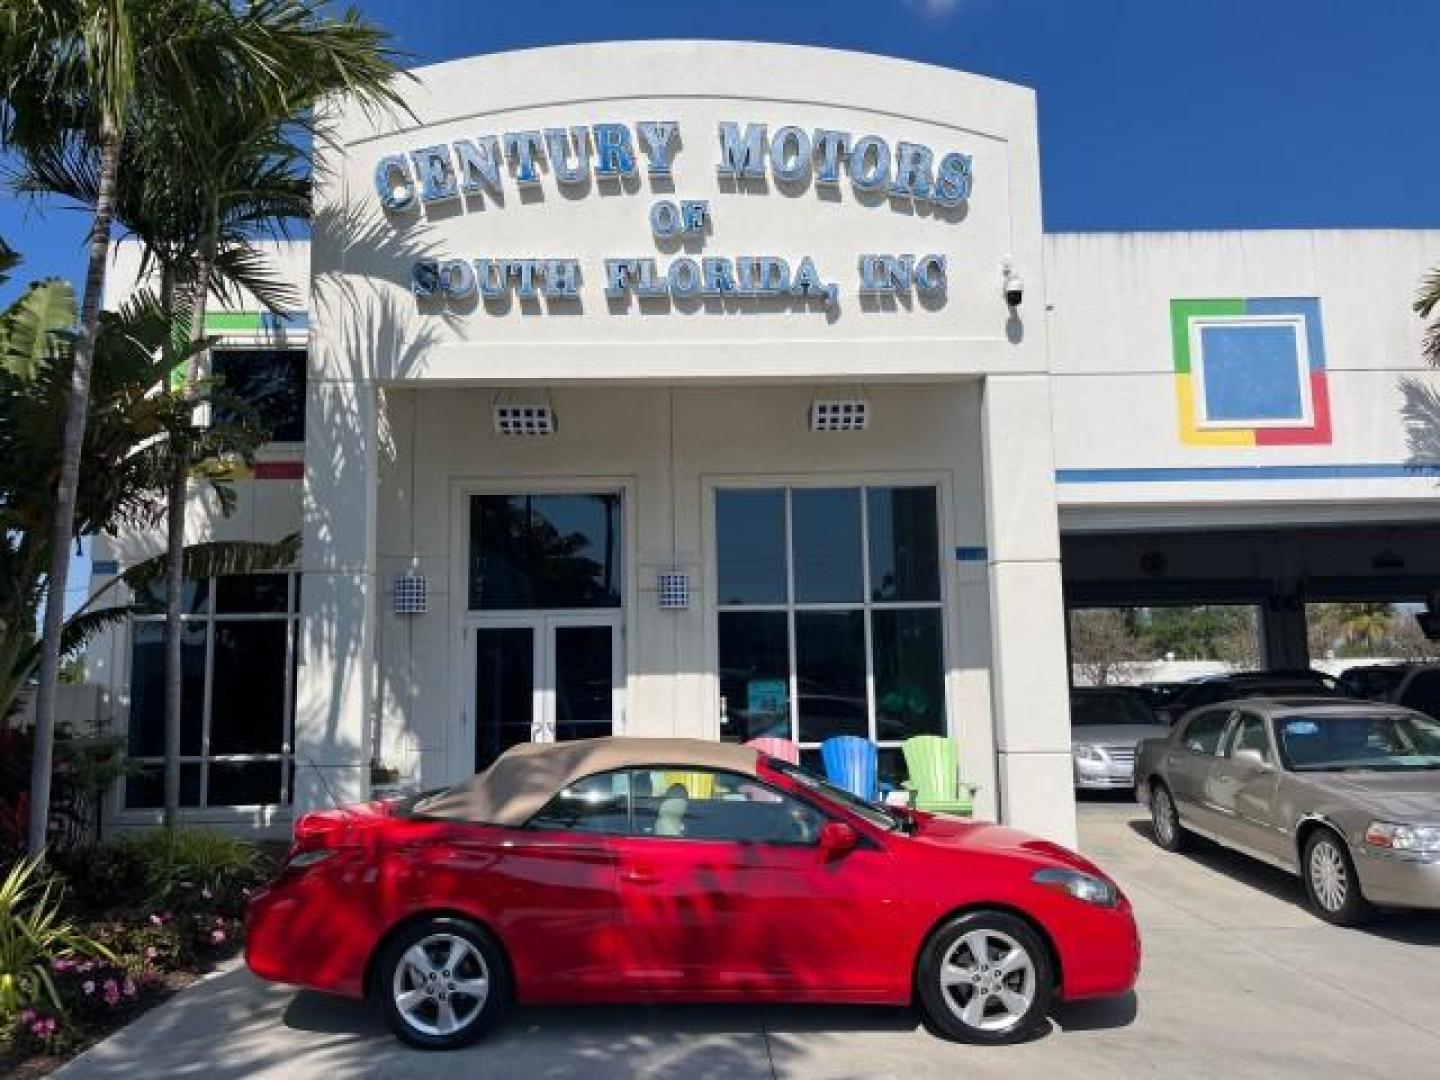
[1135,697,1440,925]
[1071,688,1169,791]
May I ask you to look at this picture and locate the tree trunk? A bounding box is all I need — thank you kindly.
[161,233,214,823]
[161,456,187,826]
[26,120,122,858]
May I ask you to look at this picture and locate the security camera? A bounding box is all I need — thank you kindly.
[1003,269,1024,308]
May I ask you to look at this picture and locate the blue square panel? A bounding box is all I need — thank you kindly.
[1199,324,1304,422]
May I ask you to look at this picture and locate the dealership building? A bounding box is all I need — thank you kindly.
[88,42,1440,846]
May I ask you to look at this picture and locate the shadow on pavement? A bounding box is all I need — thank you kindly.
[1125,819,1440,947]
[284,992,1138,1048]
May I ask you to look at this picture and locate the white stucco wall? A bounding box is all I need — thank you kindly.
[1046,229,1440,525]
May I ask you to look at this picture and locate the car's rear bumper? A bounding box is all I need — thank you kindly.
[245,879,368,999]
[1356,849,1440,910]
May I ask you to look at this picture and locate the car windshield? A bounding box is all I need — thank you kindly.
[768,759,901,831]
[1276,713,1440,772]
[1071,692,1156,727]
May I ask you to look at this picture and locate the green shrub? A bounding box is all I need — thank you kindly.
[0,859,113,1021]
[116,828,262,909]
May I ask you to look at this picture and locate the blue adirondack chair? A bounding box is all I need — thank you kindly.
[820,736,882,801]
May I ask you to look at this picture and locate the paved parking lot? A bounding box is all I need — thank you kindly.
[59,798,1440,1079]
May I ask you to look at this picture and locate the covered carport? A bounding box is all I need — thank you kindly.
[1061,520,1440,671]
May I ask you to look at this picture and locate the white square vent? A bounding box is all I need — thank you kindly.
[809,399,869,432]
[393,573,428,615]
[657,571,690,610]
[493,404,556,436]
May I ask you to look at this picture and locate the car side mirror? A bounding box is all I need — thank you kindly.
[818,821,858,861]
[1233,748,1270,769]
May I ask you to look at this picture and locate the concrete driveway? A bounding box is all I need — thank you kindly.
[58,799,1440,1079]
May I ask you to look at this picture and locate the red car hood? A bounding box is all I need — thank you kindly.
[906,812,1112,878]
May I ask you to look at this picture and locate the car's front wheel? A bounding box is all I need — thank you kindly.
[1302,830,1373,927]
[377,916,509,1049]
[1149,782,1189,852]
[916,911,1053,1044]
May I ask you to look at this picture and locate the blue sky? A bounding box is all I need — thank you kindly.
[2,0,1436,305]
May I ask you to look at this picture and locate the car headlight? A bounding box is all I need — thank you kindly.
[1072,744,1104,763]
[1364,822,1440,855]
[1032,867,1119,907]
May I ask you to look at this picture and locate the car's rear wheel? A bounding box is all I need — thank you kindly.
[916,911,1053,1044]
[377,917,509,1049]
[1149,783,1189,852]
[1302,830,1373,927]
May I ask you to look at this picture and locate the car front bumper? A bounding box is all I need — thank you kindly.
[1356,848,1440,910]
[1073,757,1135,790]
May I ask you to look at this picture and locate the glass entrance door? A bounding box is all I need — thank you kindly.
[471,614,621,772]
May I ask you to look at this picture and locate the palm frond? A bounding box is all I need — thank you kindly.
[0,278,77,380]
[0,237,18,286]
[120,534,303,592]
[1418,267,1440,369]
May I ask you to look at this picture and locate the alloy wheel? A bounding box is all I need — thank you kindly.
[1152,787,1176,846]
[1309,838,1349,913]
[937,928,1037,1033]
[390,933,491,1037]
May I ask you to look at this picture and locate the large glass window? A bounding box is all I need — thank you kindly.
[469,493,623,610]
[125,572,299,810]
[717,485,946,783]
[210,349,306,443]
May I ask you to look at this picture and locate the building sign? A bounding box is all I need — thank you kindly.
[377,121,973,313]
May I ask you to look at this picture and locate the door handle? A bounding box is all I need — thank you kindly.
[621,867,659,886]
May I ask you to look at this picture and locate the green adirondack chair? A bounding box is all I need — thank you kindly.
[901,735,978,816]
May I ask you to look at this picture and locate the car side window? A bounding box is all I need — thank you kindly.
[1400,671,1440,721]
[527,770,631,834]
[630,768,823,845]
[1226,714,1272,762]
[1179,710,1229,755]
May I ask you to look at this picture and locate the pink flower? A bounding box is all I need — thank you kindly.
[145,946,158,961]
[19,1008,34,1023]
[123,977,137,998]
[51,957,69,972]
[149,914,162,926]
[211,929,227,945]
[103,979,120,1005]
[82,980,95,995]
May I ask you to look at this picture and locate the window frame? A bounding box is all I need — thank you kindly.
[1178,708,1233,756]
[709,479,952,762]
[123,571,300,812]
[1222,711,1274,763]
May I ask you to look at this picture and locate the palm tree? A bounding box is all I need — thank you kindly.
[2,0,406,853]
[1418,267,1440,369]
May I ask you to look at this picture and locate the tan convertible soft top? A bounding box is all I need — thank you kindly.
[414,737,761,826]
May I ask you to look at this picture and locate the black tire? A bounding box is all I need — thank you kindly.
[376,916,509,1049]
[1302,830,1373,927]
[916,910,1054,1044]
[1149,782,1190,853]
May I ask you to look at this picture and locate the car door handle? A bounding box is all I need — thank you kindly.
[621,868,659,886]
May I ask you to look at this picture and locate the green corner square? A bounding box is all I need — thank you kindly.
[1170,298,1244,374]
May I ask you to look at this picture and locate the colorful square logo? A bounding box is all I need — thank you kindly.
[1171,297,1331,446]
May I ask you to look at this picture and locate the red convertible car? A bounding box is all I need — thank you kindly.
[247,738,1139,1048]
